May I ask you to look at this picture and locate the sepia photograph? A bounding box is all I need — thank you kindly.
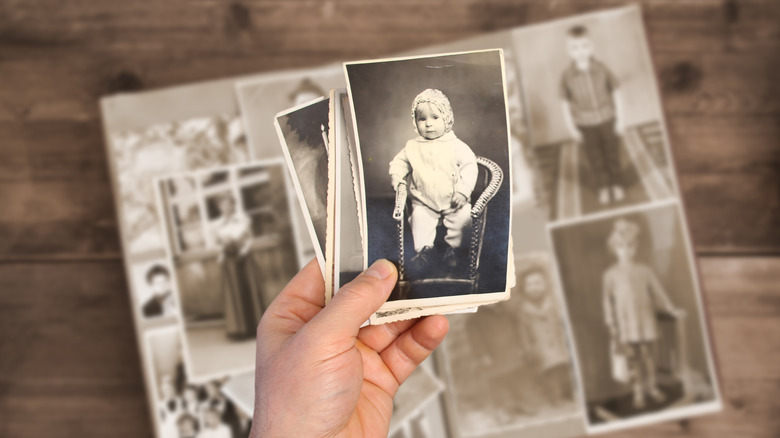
[144,327,252,438]
[131,259,179,322]
[107,115,248,259]
[156,160,303,381]
[344,50,512,307]
[436,253,583,438]
[274,96,331,270]
[549,202,721,432]
[513,6,677,223]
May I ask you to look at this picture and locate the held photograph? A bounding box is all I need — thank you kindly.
[549,202,721,433]
[155,160,303,381]
[274,96,331,271]
[326,89,365,300]
[344,49,512,308]
[513,6,677,222]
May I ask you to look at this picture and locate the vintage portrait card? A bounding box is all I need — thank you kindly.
[344,49,513,311]
[274,96,331,271]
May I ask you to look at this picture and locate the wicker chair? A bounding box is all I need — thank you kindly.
[392,156,503,299]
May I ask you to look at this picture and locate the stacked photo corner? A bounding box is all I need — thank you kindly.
[99,5,721,438]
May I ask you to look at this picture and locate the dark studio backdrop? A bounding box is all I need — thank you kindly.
[346,50,511,296]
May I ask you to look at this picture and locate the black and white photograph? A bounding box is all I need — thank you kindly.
[513,6,677,223]
[436,253,583,438]
[131,259,179,321]
[345,50,512,307]
[144,327,252,438]
[549,202,721,432]
[274,96,331,270]
[326,88,365,301]
[107,115,248,258]
[156,160,303,381]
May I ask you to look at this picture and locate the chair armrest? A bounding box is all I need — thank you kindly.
[471,156,503,218]
[393,182,407,221]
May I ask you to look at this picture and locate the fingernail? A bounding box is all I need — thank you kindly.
[364,259,395,280]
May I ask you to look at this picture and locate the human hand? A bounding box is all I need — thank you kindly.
[570,129,583,143]
[250,259,449,437]
[451,192,468,210]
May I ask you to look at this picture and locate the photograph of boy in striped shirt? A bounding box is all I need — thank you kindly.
[560,24,626,205]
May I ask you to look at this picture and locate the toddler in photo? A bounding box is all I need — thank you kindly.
[560,24,626,205]
[602,219,684,409]
[389,89,478,276]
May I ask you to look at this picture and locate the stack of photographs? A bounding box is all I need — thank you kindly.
[100,5,721,438]
[276,50,516,325]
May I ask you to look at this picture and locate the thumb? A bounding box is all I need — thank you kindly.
[306,259,397,341]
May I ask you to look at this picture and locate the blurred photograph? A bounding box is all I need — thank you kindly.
[436,253,583,438]
[108,115,248,257]
[156,160,302,380]
[274,96,331,269]
[549,202,721,432]
[389,363,445,437]
[144,327,252,438]
[131,259,179,321]
[513,6,677,222]
[345,50,512,306]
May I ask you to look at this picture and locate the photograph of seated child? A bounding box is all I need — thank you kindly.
[389,89,477,278]
[141,264,177,319]
[603,219,685,410]
[560,24,625,205]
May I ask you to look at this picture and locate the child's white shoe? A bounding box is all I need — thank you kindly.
[599,188,610,204]
[612,185,625,202]
[632,391,646,409]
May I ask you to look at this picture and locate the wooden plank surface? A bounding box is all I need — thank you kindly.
[0,1,778,437]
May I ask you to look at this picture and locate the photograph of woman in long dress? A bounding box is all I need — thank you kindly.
[212,194,266,339]
[156,160,302,380]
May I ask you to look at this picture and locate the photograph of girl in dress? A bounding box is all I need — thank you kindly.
[513,6,677,222]
[156,160,301,380]
[145,328,251,438]
[549,203,720,430]
[345,50,511,302]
